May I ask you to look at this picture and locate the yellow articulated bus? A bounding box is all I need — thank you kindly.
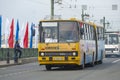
[38,18,105,70]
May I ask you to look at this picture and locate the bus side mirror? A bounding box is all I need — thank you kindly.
[80,28,84,35]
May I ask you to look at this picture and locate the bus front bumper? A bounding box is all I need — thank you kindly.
[38,56,80,65]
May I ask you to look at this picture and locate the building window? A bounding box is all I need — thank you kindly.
[112,4,118,10]
[82,5,87,10]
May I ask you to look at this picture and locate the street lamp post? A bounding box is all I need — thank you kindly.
[51,0,62,20]
[51,0,54,19]
[103,16,110,39]
[81,9,89,21]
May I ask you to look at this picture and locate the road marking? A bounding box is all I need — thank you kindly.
[112,59,120,63]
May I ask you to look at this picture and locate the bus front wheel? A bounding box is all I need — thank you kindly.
[45,65,51,70]
[98,51,103,64]
[81,53,85,69]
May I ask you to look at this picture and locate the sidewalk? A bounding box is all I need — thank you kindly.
[0,57,37,68]
[0,60,19,68]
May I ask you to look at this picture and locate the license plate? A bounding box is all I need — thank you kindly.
[54,57,63,60]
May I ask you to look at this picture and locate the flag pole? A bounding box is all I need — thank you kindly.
[0,15,2,48]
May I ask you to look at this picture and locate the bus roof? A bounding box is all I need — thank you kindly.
[105,31,120,35]
[40,18,103,28]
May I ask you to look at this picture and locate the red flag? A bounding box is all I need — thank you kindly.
[23,22,28,48]
[8,19,14,48]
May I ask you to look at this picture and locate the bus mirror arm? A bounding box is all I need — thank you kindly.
[42,32,45,42]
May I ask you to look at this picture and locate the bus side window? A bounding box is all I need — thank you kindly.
[79,23,84,39]
[93,27,95,40]
[98,27,104,40]
[80,28,84,35]
[88,25,90,40]
[89,26,92,40]
[82,24,86,40]
[85,24,87,40]
[87,25,89,40]
[97,27,99,40]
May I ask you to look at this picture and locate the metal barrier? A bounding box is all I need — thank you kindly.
[0,48,38,61]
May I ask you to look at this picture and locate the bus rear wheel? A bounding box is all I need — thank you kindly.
[98,51,103,64]
[90,53,95,67]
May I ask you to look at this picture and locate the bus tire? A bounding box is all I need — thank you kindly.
[98,51,103,64]
[90,53,95,67]
[81,53,85,69]
[45,65,51,70]
[99,59,103,64]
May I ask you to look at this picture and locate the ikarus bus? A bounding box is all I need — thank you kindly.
[38,18,105,70]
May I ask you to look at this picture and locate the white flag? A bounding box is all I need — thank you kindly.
[5,18,10,48]
[19,23,25,48]
[34,27,38,48]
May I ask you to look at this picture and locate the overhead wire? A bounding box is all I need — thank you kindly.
[56,0,82,18]
[23,0,51,14]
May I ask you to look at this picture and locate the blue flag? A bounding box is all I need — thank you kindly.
[0,15,2,48]
[30,23,35,48]
[15,20,19,41]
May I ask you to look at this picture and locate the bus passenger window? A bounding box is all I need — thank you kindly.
[80,28,84,39]
[80,28,84,35]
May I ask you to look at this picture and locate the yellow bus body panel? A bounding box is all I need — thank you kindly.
[38,42,82,65]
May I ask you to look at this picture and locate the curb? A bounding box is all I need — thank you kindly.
[0,63,22,68]
[0,57,38,68]
[21,57,38,64]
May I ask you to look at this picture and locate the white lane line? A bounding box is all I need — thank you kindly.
[112,59,120,63]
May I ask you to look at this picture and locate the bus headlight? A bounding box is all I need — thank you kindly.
[41,53,45,56]
[73,52,76,56]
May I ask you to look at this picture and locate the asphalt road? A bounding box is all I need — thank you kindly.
[0,58,120,80]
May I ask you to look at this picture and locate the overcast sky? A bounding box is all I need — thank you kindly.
[0,0,120,32]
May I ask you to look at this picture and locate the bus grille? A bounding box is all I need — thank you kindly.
[39,52,78,56]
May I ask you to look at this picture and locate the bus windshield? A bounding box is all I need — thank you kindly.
[41,21,79,43]
[105,34,119,44]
